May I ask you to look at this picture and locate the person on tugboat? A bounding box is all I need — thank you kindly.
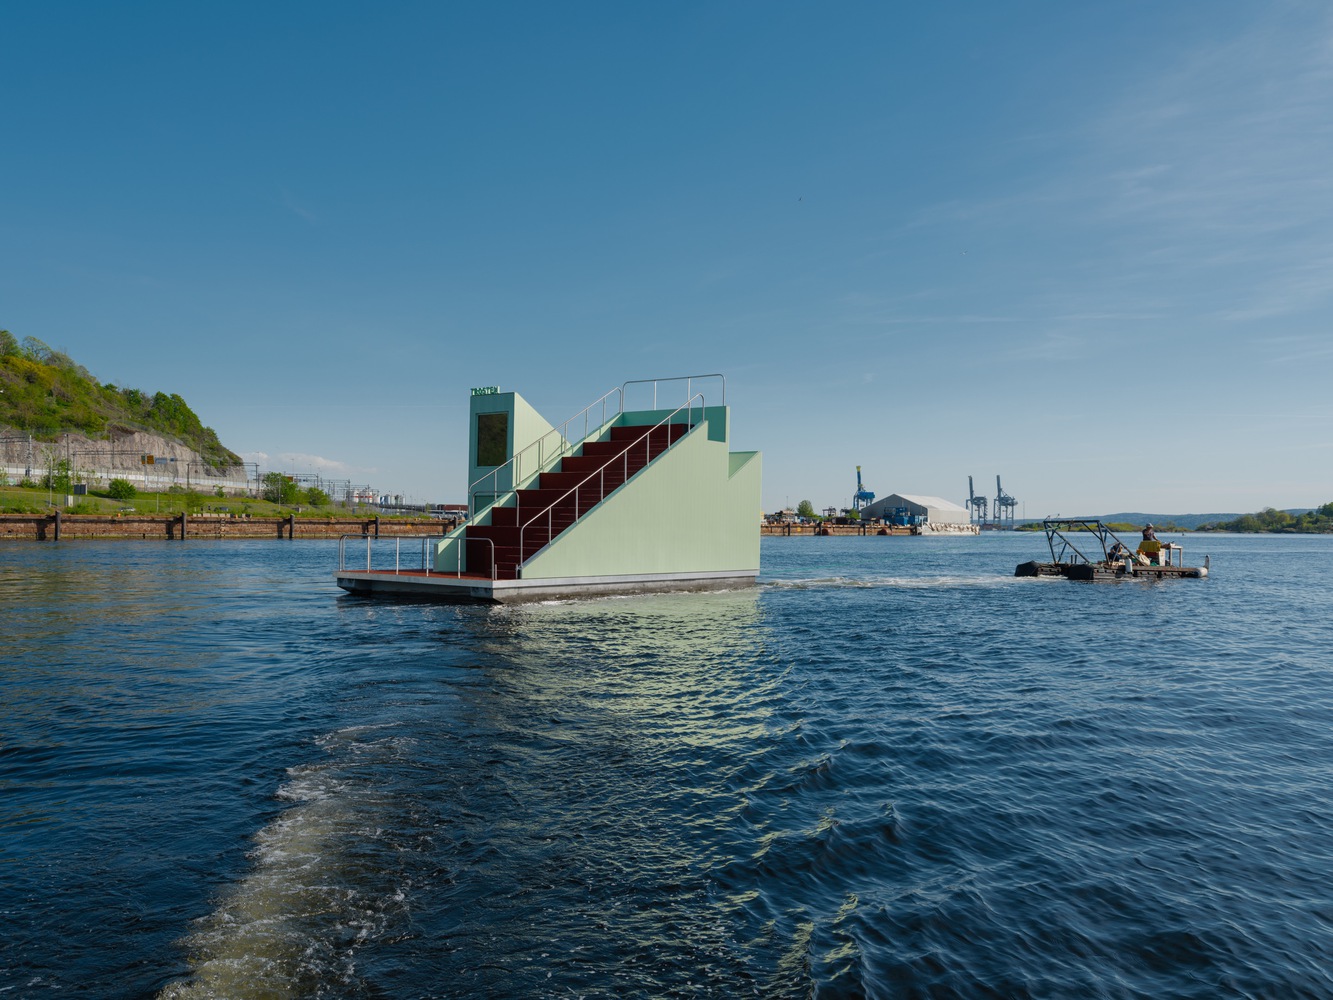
[1136,524,1174,565]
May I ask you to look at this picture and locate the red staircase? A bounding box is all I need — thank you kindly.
[465,421,691,579]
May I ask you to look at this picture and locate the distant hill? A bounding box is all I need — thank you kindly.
[1097,512,1238,531]
[1013,509,1317,533]
[1193,506,1332,533]
[0,331,241,469]
[1099,511,1313,531]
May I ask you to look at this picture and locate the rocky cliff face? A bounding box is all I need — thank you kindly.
[0,425,246,484]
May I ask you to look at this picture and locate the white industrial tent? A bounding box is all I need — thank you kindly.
[861,493,970,525]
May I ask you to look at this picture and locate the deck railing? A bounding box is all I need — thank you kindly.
[337,533,496,580]
[622,373,725,410]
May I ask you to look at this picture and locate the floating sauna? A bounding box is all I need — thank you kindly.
[336,375,761,602]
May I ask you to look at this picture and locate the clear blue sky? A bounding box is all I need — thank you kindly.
[4,2,1330,516]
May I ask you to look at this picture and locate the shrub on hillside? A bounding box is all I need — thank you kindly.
[107,479,137,500]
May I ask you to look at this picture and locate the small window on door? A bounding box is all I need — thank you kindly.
[476,412,508,467]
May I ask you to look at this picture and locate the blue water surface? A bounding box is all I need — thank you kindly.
[2,533,1331,998]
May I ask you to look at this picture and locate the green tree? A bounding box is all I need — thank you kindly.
[107,478,137,500]
[795,499,816,519]
[306,486,330,507]
[262,472,301,505]
[21,336,53,363]
[42,458,72,494]
[0,329,17,357]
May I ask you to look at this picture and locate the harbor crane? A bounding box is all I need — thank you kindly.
[966,476,989,524]
[993,475,1018,527]
[852,465,876,512]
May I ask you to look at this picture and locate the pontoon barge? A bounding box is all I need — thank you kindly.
[1015,519,1208,582]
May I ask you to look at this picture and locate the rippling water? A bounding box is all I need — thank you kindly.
[3,534,1332,998]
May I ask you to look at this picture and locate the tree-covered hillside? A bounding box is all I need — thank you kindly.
[1196,504,1333,533]
[0,331,241,469]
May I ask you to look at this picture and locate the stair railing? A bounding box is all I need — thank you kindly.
[468,385,624,515]
[622,373,725,410]
[337,533,496,580]
[517,394,705,573]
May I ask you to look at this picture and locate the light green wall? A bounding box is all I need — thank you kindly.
[467,391,557,507]
[521,411,761,579]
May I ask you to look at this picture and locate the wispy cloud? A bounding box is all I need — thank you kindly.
[241,450,369,475]
[280,189,318,224]
[1263,336,1333,365]
[884,7,1333,345]
[277,452,353,473]
[1077,8,1333,320]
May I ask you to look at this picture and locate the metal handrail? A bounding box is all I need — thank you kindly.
[517,394,704,573]
[622,373,725,410]
[468,385,624,515]
[336,533,496,580]
[1043,519,1127,564]
[450,534,496,580]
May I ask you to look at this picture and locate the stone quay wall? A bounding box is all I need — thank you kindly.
[0,514,456,542]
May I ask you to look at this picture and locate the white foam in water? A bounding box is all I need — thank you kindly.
[159,736,403,1000]
[762,574,1019,590]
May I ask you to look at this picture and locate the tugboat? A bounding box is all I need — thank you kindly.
[1015,518,1208,582]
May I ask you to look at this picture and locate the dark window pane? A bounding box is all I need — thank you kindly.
[476,412,508,467]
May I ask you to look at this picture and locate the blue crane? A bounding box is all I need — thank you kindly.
[994,475,1018,527]
[966,476,988,524]
[853,465,876,511]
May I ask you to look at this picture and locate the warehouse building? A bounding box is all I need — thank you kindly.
[861,493,970,526]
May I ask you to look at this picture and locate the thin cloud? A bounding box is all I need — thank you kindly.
[280,189,318,224]
[278,452,352,473]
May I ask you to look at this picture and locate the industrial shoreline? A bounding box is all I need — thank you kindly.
[1,512,985,541]
[760,522,983,536]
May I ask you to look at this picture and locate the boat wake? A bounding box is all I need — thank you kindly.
[761,574,1019,590]
[158,726,412,1000]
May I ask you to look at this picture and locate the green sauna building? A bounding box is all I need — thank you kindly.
[336,375,761,602]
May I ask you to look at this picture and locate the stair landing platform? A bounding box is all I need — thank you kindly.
[335,567,758,603]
